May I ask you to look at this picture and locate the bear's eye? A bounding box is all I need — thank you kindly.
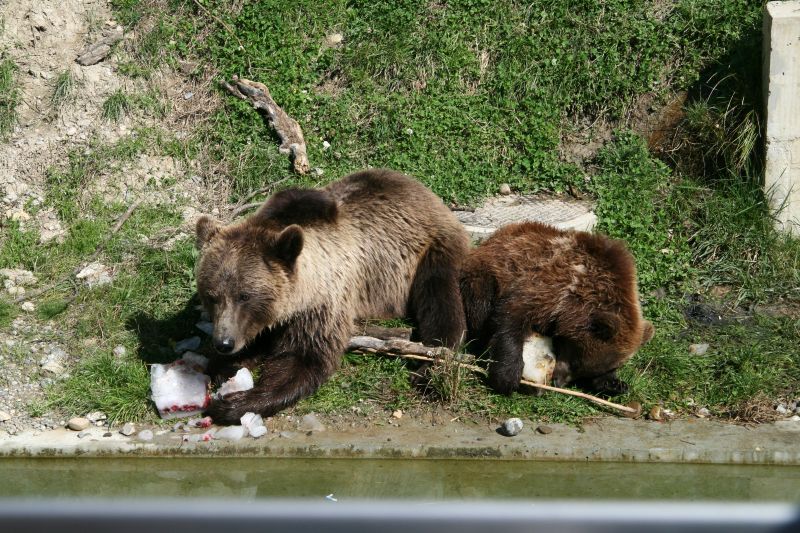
[238,293,250,302]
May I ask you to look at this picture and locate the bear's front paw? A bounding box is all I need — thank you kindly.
[205,391,251,425]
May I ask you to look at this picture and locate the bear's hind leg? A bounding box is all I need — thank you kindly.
[409,242,467,349]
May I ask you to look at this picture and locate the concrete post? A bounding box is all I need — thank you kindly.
[764,2,800,234]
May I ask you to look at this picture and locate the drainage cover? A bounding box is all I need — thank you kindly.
[454,194,596,241]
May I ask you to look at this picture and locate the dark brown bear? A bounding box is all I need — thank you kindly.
[195,169,469,423]
[459,221,654,396]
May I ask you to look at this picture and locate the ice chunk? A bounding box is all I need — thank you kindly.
[215,425,246,441]
[521,332,555,385]
[241,411,267,438]
[216,368,254,398]
[150,353,211,419]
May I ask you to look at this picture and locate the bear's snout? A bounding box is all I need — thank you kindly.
[215,336,236,354]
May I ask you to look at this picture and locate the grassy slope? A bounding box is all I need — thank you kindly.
[1,0,798,424]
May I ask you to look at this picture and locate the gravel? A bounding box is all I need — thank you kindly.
[0,317,64,437]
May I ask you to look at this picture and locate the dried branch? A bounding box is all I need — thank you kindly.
[222,76,309,174]
[347,335,638,415]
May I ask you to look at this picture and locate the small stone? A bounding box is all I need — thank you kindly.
[137,429,154,441]
[120,422,135,436]
[20,301,35,312]
[174,336,201,353]
[75,262,113,288]
[500,417,523,437]
[86,411,107,423]
[65,127,77,136]
[77,430,91,439]
[689,343,710,356]
[103,432,112,437]
[195,321,214,336]
[325,32,344,47]
[183,92,194,100]
[0,411,11,422]
[404,128,414,135]
[648,405,663,421]
[67,417,90,431]
[499,183,512,195]
[790,415,800,422]
[391,409,403,419]
[112,345,126,358]
[300,413,326,432]
[312,167,324,176]
[776,404,789,415]
[535,425,552,435]
[697,407,710,418]
[322,140,331,150]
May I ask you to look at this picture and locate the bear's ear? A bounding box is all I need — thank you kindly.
[196,216,223,249]
[589,312,620,342]
[640,320,655,345]
[272,224,304,269]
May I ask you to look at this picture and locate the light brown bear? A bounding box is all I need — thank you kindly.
[195,169,469,423]
[459,221,654,396]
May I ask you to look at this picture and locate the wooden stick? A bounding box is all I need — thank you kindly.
[15,200,141,302]
[221,76,310,174]
[347,335,637,415]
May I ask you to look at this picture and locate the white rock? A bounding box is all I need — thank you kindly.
[501,418,523,437]
[86,411,107,423]
[322,140,331,150]
[112,345,126,358]
[76,262,113,288]
[216,368,254,398]
[20,301,35,312]
[325,32,343,46]
[404,128,414,135]
[0,411,11,422]
[697,407,711,418]
[120,422,135,436]
[499,183,512,195]
[391,409,403,419]
[689,343,710,356]
[790,415,800,422]
[137,429,154,441]
[776,404,789,415]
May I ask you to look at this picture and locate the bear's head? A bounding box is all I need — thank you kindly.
[551,314,654,390]
[194,215,304,355]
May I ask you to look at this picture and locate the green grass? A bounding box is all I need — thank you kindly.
[0,0,793,425]
[51,70,77,110]
[0,55,19,138]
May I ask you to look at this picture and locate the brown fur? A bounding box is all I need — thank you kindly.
[196,169,469,423]
[460,221,654,396]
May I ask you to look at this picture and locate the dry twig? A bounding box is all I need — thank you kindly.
[347,335,638,415]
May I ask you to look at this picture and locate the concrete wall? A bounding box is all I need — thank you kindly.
[764,2,800,234]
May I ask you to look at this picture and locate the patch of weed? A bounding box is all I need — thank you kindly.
[0,55,19,138]
[102,90,133,122]
[48,351,154,424]
[0,298,16,328]
[37,298,70,320]
[51,70,77,110]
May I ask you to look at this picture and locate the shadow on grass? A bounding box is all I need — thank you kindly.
[125,293,209,365]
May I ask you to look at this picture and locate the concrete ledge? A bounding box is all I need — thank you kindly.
[3,418,800,465]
